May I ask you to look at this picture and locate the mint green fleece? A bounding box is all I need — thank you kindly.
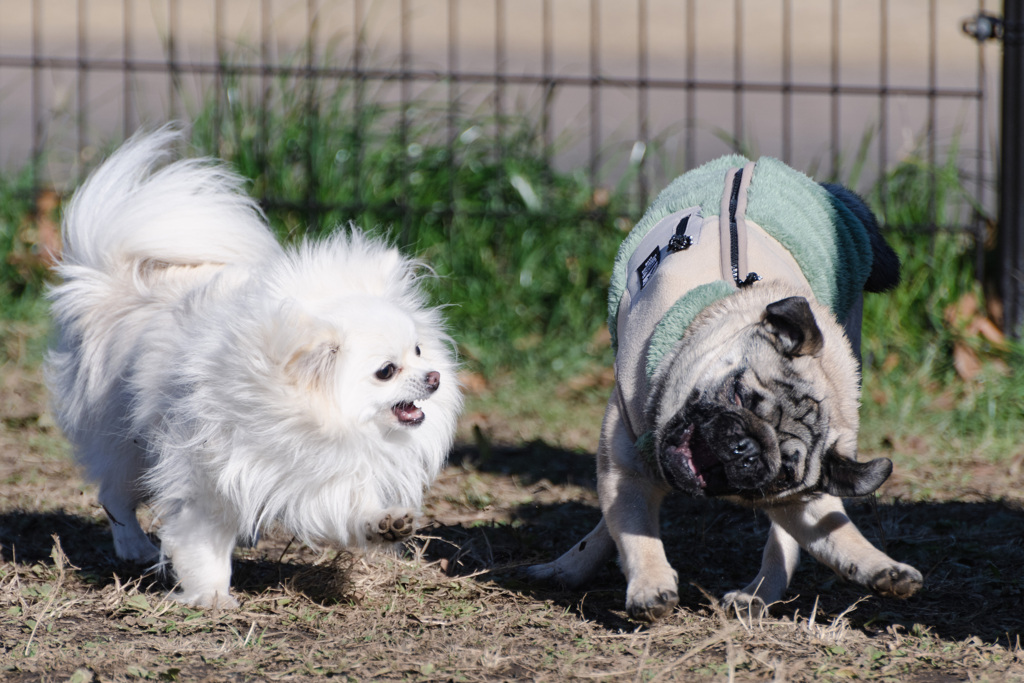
[608,156,874,377]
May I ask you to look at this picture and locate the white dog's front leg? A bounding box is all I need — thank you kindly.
[159,500,239,608]
[722,521,801,616]
[365,507,417,544]
[768,494,922,599]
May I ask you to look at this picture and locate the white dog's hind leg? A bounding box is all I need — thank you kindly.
[524,517,616,588]
[158,500,240,608]
[722,521,801,617]
[91,441,160,564]
[768,494,922,599]
[100,489,160,564]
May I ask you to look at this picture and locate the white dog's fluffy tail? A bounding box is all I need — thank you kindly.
[58,126,280,274]
[48,127,282,439]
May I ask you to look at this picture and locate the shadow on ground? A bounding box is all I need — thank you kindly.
[422,441,1024,644]
[3,439,1022,645]
[0,509,352,605]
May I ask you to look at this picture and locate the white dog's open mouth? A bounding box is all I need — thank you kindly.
[393,401,425,426]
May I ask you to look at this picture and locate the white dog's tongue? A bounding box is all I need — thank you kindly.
[393,402,425,425]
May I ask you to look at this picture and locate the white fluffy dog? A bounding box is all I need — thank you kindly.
[46,128,462,607]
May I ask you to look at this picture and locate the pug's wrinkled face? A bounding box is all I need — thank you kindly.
[649,295,892,503]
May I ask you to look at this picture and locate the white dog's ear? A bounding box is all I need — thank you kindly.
[285,338,341,392]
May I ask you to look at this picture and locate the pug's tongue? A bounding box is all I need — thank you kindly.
[393,402,425,425]
[665,424,706,487]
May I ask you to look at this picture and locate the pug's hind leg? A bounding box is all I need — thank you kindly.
[722,521,801,617]
[524,517,616,588]
[769,494,923,599]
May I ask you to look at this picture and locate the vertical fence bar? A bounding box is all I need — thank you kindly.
[541,0,555,213]
[685,0,695,170]
[31,0,42,190]
[927,0,937,226]
[781,0,791,164]
[353,0,364,213]
[448,0,459,221]
[122,0,132,138]
[399,0,410,241]
[637,0,648,209]
[733,0,743,153]
[495,0,506,192]
[77,0,88,183]
[542,0,553,163]
[830,0,840,179]
[306,0,319,233]
[167,0,179,121]
[213,0,224,152]
[1000,0,1024,336]
[975,0,989,280]
[589,0,600,185]
[878,0,889,220]
[259,0,270,207]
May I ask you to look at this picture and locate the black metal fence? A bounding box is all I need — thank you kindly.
[0,0,1018,327]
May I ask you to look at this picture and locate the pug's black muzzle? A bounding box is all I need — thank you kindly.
[659,404,780,496]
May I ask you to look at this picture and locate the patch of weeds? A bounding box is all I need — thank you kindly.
[189,69,625,384]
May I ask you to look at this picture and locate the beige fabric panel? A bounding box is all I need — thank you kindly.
[613,215,811,438]
[615,214,725,436]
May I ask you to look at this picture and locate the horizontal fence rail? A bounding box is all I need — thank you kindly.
[0,0,1000,251]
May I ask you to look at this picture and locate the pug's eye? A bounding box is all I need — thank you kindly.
[731,377,744,407]
[375,363,397,381]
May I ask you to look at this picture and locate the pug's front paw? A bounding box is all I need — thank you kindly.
[868,562,923,599]
[721,590,769,619]
[625,569,680,622]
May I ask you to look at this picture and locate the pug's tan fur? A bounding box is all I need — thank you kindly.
[528,280,922,621]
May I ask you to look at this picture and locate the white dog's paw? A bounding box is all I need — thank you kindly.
[366,509,416,543]
[169,589,239,609]
[867,562,923,599]
[721,589,770,619]
[625,568,680,622]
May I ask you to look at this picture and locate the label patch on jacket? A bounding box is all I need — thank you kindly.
[636,248,661,290]
[625,207,702,305]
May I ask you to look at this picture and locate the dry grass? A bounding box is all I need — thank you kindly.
[2,364,1024,681]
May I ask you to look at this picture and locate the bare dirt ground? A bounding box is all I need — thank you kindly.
[2,365,1023,681]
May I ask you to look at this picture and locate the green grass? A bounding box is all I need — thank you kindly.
[0,72,1020,460]
[857,145,1024,465]
[0,168,51,369]
[190,73,624,379]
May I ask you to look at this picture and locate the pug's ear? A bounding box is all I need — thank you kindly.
[820,448,892,497]
[763,296,824,357]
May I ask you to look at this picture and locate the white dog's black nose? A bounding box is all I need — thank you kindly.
[425,371,440,392]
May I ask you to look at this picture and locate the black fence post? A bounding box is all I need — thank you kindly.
[1000,0,1024,337]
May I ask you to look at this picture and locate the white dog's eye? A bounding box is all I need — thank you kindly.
[415,345,421,356]
[376,363,398,381]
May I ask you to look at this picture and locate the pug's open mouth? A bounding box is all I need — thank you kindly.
[392,401,425,426]
[662,423,728,492]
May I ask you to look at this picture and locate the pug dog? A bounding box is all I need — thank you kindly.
[527,157,922,621]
